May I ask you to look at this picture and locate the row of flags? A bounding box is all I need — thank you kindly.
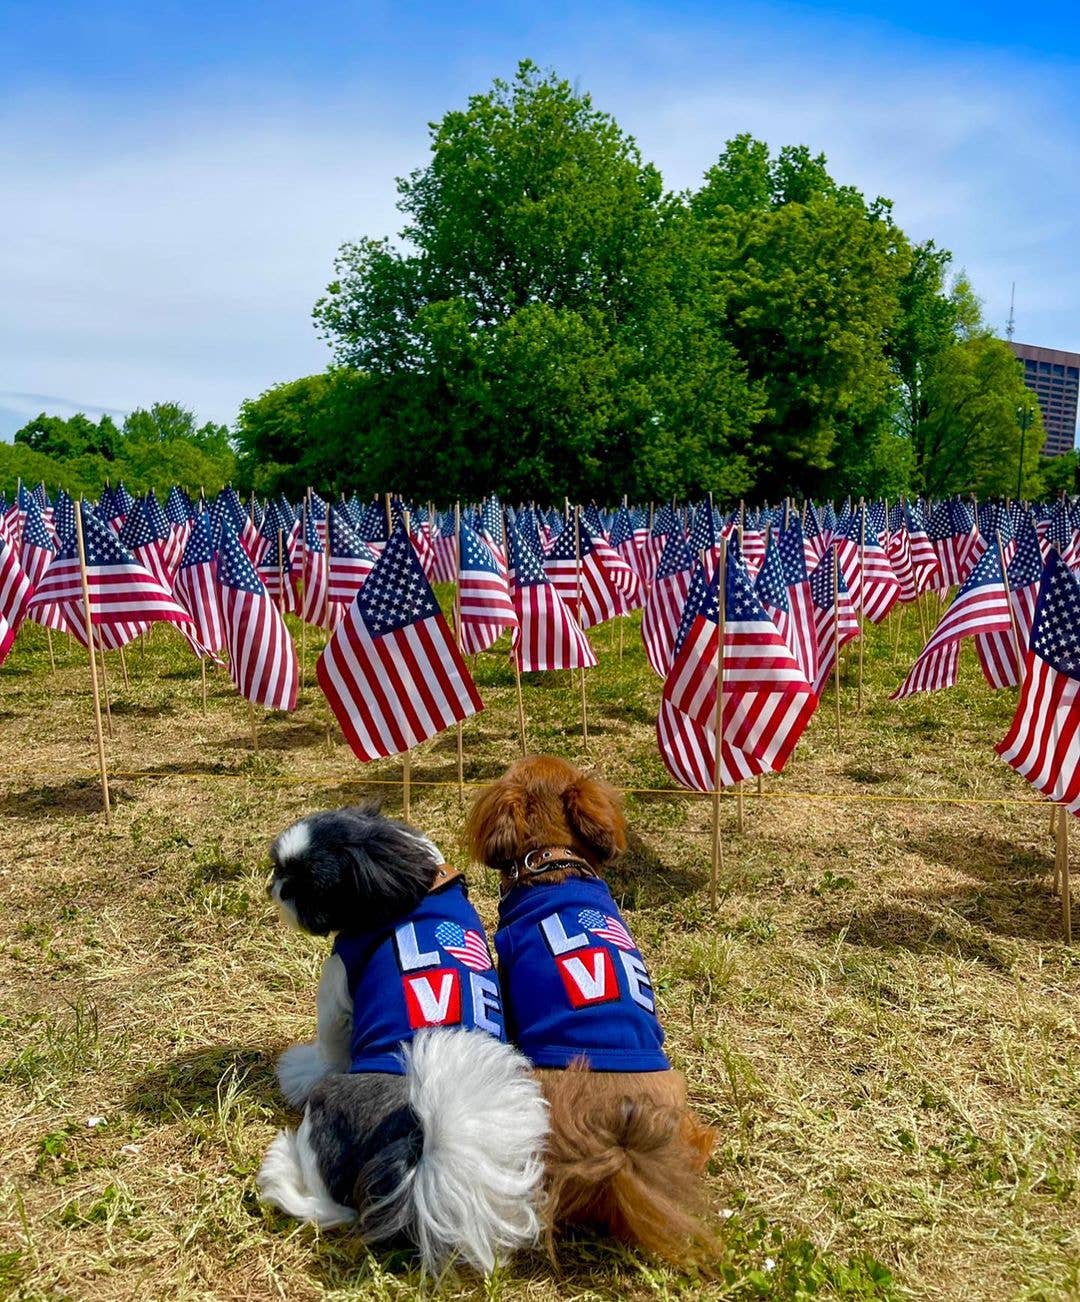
[3,481,1080,816]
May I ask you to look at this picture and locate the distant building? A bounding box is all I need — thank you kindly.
[1010,341,1079,457]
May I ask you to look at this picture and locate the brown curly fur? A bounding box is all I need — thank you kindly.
[466,755,718,1265]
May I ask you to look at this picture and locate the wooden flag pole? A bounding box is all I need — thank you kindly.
[117,643,130,688]
[709,538,728,909]
[45,627,56,673]
[95,633,113,737]
[454,502,464,802]
[1057,806,1071,944]
[74,502,111,824]
[503,507,528,756]
[248,700,259,751]
[200,657,208,716]
[857,501,866,711]
[833,544,842,747]
[575,504,589,753]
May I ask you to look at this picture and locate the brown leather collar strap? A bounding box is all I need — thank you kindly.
[428,864,463,893]
[502,846,598,894]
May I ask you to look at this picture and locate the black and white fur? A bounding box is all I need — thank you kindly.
[256,805,548,1275]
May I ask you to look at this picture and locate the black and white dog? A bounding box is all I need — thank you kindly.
[256,804,548,1274]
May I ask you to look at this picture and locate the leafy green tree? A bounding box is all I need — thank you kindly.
[15,412,120,461]
[690,137,910,500]
[917,336,1045,497]
[1039,448,1079,497]
[314,61,759,501]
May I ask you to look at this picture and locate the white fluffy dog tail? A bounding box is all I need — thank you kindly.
[362,1028,548,1275]
[257,1114,357,1229]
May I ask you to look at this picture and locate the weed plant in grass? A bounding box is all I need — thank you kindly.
[0,596,1078,1300]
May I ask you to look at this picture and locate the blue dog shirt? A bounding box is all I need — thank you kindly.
[333,879,504,1074]
[495,877,669,1072]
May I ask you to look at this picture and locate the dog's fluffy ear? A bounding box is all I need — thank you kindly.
[563,774,627,862]
[466,780,526,869]
[333,810,439,928]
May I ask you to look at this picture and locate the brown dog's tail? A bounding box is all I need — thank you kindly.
[539,1063,718,1265]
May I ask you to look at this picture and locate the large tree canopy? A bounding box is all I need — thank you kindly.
[312,61,761,503]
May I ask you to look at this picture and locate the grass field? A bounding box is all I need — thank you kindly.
[2,597,1078,1301]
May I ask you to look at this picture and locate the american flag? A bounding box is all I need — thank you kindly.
[641,531,695,678]
[755,527,793,649]
[165,485,194,526]
[174,512,225,659]
[317,523,482,760]
[927,499,979,587]
[458,518,517,654]
[434,921,493,971]
[642,503,680,585]
[997,552,1080,813]
[902,502,943,593]
[688,502,722,572]
[299,509,332,628]
[662,543,816,784]
[891,544,1013,700]
[809,545,861,696]
[777,519,818,685]
[507,518,596,672]
[833,509,901,624]
[28,503,193,646]
[478,497,509,577]
[1046,500,1080,569]
[973,521,1046,690]
[327,504,377,605]
[802,502,825,569]
[256,528,299,615]
[430,511,458,584]
[216,521,298,711]
[356,498,390,548]
[119,498,174,593]
[577,907,635,951]
[543,517,640,629]
[0,533,33,665]
[17,496,56,589]
[409,506,437,579]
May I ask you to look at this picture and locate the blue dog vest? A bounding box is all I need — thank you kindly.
[333,880,504,1074]
[495,878,669,1072]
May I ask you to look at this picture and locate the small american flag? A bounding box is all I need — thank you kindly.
[809,545,861,696]
[317,523,482,760]
[17,496,56,589]
[327,504,377,605]
[299,509,331,629]
[458,518,517,654]
[891,544,1013,700]
[28,503,193,647]
[215,520,298,711]
[543,517,639,629]
[997,552,1080,813]
[577,907,635,951]
[0,533,33,666]
[174,512,225,659]
[434,921,492,971]
[641,531,695,678]
[507,519,596,673]
[777,520,818,686]
[663,542,816,782]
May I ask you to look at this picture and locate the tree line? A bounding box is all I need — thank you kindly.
[2,403,236,498]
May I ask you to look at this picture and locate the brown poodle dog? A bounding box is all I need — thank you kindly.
[466,755,717,1264]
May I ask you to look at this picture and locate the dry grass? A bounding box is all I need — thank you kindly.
[1,599,1079,1301]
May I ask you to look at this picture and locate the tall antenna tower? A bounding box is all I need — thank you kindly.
[1006,282,1016,341]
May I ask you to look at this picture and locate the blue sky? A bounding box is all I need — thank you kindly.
[2,0,1078,438]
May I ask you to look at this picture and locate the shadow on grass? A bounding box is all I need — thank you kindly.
[0,779,134,818]
[127,1043,278,1122]
[606,830,704,907]
[108,698,177,719]
[223,721,332,752]
[818,830,1064,961]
